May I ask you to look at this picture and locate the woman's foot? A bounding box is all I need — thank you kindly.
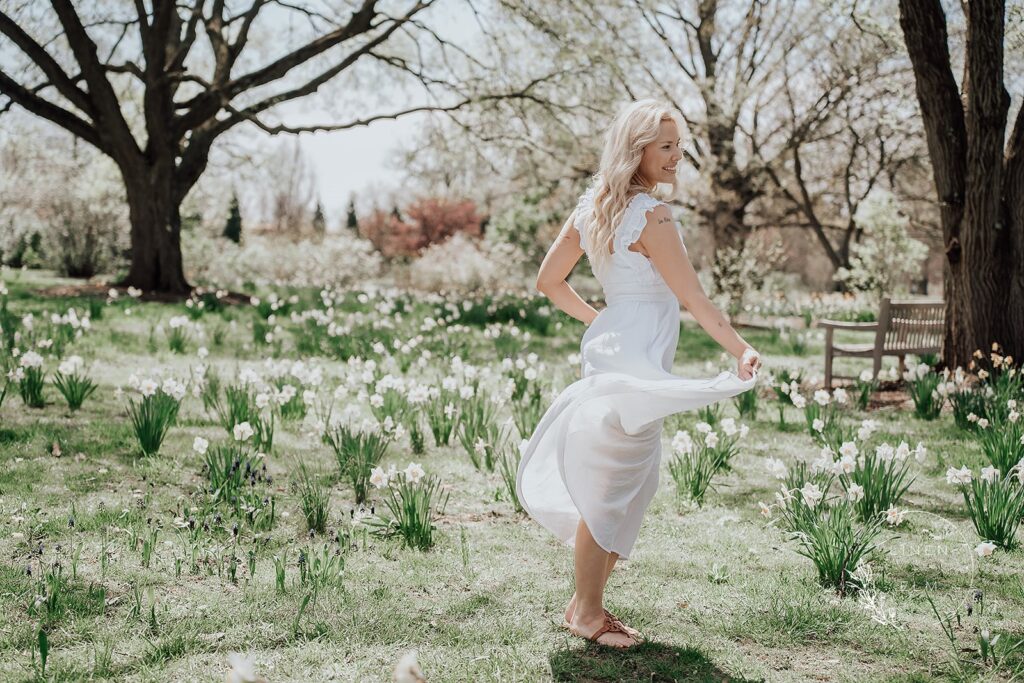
[564,594,642,640]
[567,610,638,649]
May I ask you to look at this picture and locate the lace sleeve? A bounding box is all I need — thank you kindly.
[574,186,596,250]
[617,193,665,250]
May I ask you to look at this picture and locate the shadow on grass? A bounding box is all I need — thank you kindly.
[549,639,762,682]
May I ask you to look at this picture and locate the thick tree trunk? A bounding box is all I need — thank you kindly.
[958,0,1015,364]
[702,187,752,252]
[1005,107,1024,350]
[121,162,191,295]
[898,0,1022,368]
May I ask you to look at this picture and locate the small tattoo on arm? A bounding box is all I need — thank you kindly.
[657,216,672,224]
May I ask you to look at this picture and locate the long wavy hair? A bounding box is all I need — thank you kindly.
[582,99,683,276]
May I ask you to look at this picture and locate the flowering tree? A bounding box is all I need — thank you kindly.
[834,191,930,299]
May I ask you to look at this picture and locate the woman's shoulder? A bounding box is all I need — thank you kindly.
[576,184,597,211]
[625,193,671,231]
[627,191,667,213]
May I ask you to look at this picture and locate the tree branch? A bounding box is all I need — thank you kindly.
[50,0,137,150]
[0,10,94,115]
[0,70,102,149]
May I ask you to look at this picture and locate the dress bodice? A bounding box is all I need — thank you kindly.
[574,187,678,304]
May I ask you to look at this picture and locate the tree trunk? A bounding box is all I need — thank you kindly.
[121,162,191,295]
[1005,107,1024,351]
[897,0,1023,368]
[701,163,759,276]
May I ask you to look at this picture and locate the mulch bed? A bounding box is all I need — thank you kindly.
[32,282,252,305]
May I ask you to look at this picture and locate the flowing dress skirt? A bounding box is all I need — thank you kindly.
[515,292,756,559]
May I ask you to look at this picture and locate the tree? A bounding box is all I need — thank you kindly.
[311,200,326,237]
[346,196,359,232]
[265,139,315,237]
[223,193,242,244]
[0,1,557,293]
[752,13,931,275]
[897,0,1023,366]
[433,1,906,281]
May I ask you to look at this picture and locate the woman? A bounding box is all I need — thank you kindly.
[515,99,762,649]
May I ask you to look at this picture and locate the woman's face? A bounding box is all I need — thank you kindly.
[637,118,682,186]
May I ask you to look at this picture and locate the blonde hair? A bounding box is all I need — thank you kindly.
[582,99,683,275]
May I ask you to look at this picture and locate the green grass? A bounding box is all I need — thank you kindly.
[0,270,1022,682]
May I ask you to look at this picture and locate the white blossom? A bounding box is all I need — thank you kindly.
[764,457,787,479]
[404,462,425,484]
[975,541,996,557]
[847,483,865,502]
[799,482,823,508]
[980,466,1000,483]
[370,466,389,489]
[945,466,972,485]
[885,506,906,526]
[233,422,255,442]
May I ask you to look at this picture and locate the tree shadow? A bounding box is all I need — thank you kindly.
[549,639,763,682]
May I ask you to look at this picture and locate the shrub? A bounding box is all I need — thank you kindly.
[405,233,529,294]
[834,190,929,299]
[52,355,97,411]
[183,232,382,290]
[0,126,129,276]
[294,462,330,535]
[668,420,749,506]
[360,197,483,258]
[124,375,186,456]
[838,441,919,525]
[975,404,1024,474]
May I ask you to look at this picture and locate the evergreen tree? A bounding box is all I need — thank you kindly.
[346,196,359,232]
[223,193,242,244]
[312,201,326,237]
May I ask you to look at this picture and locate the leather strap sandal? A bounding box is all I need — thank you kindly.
[567,612,639,649]
[561,608,643,642]
[603,608,644,641]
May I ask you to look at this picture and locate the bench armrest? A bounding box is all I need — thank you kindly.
[816,319,879,331]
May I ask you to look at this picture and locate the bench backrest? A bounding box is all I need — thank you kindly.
[876,298,945,354]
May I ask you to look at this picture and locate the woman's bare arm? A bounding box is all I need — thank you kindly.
[639,204,757,366]
[535,209,600,326]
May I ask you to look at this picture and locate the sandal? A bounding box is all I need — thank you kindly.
[561,608,643,642]
[566,612,640,649]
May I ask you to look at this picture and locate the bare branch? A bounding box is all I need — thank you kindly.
[50,0,137,148]
[0,9,93,115]
[0,70,102,149]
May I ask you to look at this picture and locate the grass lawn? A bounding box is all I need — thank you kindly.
[0,269,1021,682]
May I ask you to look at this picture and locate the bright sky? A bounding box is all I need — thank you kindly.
[266,2,480,223]
[294,113,426,220]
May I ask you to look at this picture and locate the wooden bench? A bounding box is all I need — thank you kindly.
[818,297,945,388]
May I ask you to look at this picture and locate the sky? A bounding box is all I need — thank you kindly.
[291,113,426,220]
[254,1,481,224]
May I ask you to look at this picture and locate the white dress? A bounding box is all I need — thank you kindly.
[515,188,757,560]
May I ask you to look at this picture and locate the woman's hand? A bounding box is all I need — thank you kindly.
[737,347,762,380]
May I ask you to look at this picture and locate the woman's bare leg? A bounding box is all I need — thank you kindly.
[567,518,635,647]
[565,552,618,621]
